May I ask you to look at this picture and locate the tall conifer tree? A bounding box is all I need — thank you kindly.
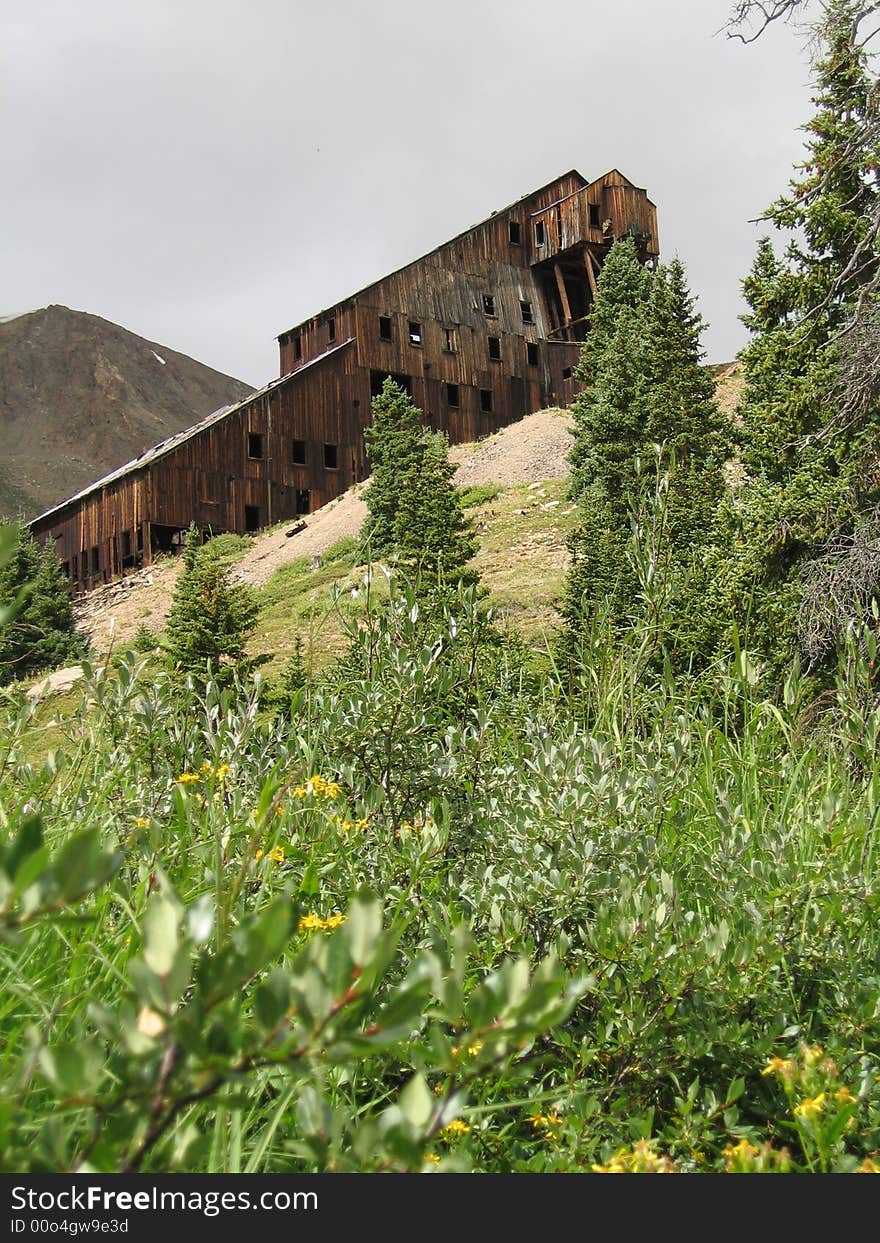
[0,523,83,685]
[713,0,880,674]
[394,431,477,595]
[563,246,727,644]
[362,378,424,554]
[164,526,258,681]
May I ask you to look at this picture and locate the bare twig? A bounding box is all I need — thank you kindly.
[798,504,880,664]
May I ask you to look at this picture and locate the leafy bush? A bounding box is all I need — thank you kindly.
[1,576,879,1172]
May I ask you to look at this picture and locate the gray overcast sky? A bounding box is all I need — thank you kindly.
[3,0,816,386]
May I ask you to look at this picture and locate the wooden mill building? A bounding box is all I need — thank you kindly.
[30,168,658,590]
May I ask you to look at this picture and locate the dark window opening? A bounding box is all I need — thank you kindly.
[509,219,521,245]
[535,220,545,247]
[446,383,460,408]
[480,389,493,414]
[62,561,70,580]
[370,369,412,398]
[443,326,457,352]
[408,321,422,346]
[151,525,185,555]
[323,443,338,469]
[588,202,601,229]
[527,342,539,366]
[482,294,496,317]
[562,366,573,380]
[379,315,392,341]
[71,554,78,582]
[520,300,534,324]
[244,505,260,533]
[294,335,302,360]
[327,317,336,343]
[248,432,264,460]
[488,335,501,361]
[292,439,307,465]
[296,489,310,515]
[91,546,100,574]
[137,527,144,552]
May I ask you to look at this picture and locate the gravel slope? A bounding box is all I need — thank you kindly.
[69,373,743,662]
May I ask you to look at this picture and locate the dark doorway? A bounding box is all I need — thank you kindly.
[150,524,184,555]
[370,369,412,398]
[244,505,260,533]
[296,489,310,515]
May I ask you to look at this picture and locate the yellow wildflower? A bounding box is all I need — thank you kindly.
[441,1119,471,1138]
[255,846,284,864]
[724,1139,792,1173]
[424,1153,441,1164]
[215,764,231,781]
[298,912,345,932]
[200,761,214,774]
[835,1086,856,1105]
[527,1111,563,1131]
[176,772,200,785]
[134,816,150,828]
[451,1039,484,1060]
[723,1138,758,1172]
[761,1056,796,1080]
[794,1093,826,1121]
[801,1044,824,1068]
[858,1158,880,1173]
[292,774,343,800]
[592,1140,676,1174]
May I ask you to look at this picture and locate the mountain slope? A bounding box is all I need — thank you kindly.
[70,369,745,664]
[0,305,255,520]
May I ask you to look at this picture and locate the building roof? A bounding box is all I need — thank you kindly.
[30,337,354,528]
[275,168,594,341]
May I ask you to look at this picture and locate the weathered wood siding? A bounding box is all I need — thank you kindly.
[32,167,658,590]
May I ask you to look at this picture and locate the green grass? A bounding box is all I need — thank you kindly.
[239,482,575,676]
[199,531,254,569]
[457,483,501,508]
[2,600,880,1173]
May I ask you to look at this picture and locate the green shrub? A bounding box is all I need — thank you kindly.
[457,484,501,509]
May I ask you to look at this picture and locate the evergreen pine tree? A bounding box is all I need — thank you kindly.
[739,0,880,478]
[563,246,728,647]
[713,0,880,675]
[0,523,83,685]
[568,237,653,504]
[362,378,424,554]
[394,432,478,595]
[643,259,732,556]
[164,525,258,680]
